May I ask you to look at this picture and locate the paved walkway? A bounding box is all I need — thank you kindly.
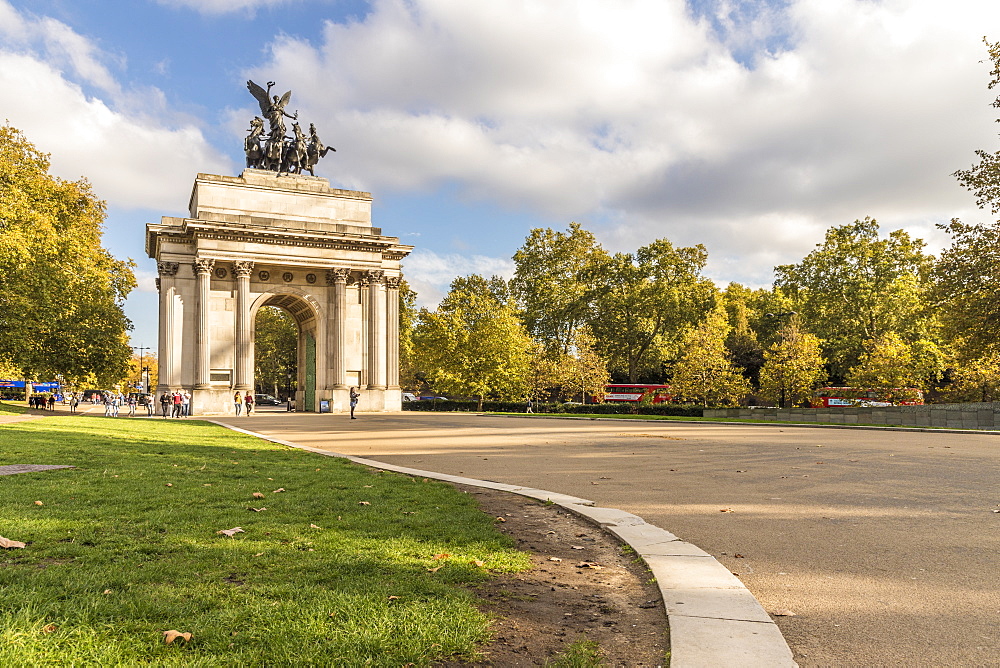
[208,412,1000,667]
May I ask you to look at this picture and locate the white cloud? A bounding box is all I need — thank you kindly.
[402,249,514,308]
[0,1,232,210]
[244,0,1000,284]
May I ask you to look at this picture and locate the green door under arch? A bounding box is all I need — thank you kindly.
[304,332,316,412]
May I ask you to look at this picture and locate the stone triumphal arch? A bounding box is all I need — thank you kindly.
[145,169,413,415]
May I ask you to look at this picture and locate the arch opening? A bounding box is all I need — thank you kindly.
[253,293,319,411]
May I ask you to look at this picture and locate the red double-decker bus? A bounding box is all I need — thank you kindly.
[596,384,673,404]
[810,387,924,408]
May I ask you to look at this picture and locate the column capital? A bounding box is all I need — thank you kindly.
[385,275,401,290]
[193,258,216,275]
[325,267,351,285]
[365,269,385,285]
[157,261,179,276]
[233,260,254,278]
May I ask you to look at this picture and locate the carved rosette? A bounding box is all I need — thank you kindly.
[233,260,255,278]
[325,267,351,285]
[193,258,216,275]
[157,261,180,277]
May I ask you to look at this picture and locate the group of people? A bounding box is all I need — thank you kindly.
[100,392,153,417]
[233,391,256,416]
[159,390,191,418]
[27,394,56,410]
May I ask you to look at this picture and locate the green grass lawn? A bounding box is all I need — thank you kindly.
[0,416,531,665]
[0,401,28,415]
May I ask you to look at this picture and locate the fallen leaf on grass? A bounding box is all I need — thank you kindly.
[771,609,797,616]
[0,535,27,549]
[387,595,401,601]
[42,624,57,633]
[102,589,112,595]
[358,501,370,506]
[248,507,266,512]
[433,553,451,560]
[217,527,245,537]
[427,566,442,573]
[34,501,44,506]
[252,492,266,499]
[163,630,192,644]
[165,483,173,487]
[471,560,486,568]
[272,488,286,493]
[363,485,373,488]
[310,524,322,529]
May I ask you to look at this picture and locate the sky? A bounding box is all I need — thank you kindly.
[2,0,999,350]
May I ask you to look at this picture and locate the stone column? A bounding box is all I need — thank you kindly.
[326,268,350,388]
[366,270,386,390]
[156,262,179,391]
[385,276,401,389]
[193,258,215,389]
[359,271,372,387]
[233,260,254,391]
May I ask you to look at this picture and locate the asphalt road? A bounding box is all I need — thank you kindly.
[214,411,1000,666]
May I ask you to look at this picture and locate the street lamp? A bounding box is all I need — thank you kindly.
[132,346,151,394]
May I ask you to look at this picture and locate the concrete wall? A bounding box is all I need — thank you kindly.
[703,403,1000,430]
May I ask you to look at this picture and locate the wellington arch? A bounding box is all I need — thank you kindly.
[145,169,412,415]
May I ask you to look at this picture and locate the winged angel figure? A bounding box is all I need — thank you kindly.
[245,80,334,175]
[246,80,297,170]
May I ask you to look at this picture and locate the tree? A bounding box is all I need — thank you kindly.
[0,125,135,386]
[845,332,943,394]
[125,351,158,393]
[940,353,1000,402]
[254,306,297,397]
[511,223,606,354]
[758,321,826,407]
[526,327,609,402]
[669,308,750,407]
[588,238,717,382]
[413,275,532,408]
[397,278,420,391]
[774,218,934,378]
[934,39,1000,358]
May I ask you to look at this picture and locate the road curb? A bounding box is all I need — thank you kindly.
[206,419,797,667]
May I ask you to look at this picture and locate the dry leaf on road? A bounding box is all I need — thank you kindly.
[0,535,26,549]
[771,609,797,616]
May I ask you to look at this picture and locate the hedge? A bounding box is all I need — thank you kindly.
[402,400,705,417]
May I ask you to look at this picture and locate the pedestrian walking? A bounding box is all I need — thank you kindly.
[526,398,534,413]
[244,392,254,416]
[160,392,170,418]
[172,391,182,418]
[349,386,360,419]
[127,394,136,417]
[234,391,243,416]
[181,390,190,417]
[69,392,79,414]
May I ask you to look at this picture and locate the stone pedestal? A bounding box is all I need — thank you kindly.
[147,170,412,415]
